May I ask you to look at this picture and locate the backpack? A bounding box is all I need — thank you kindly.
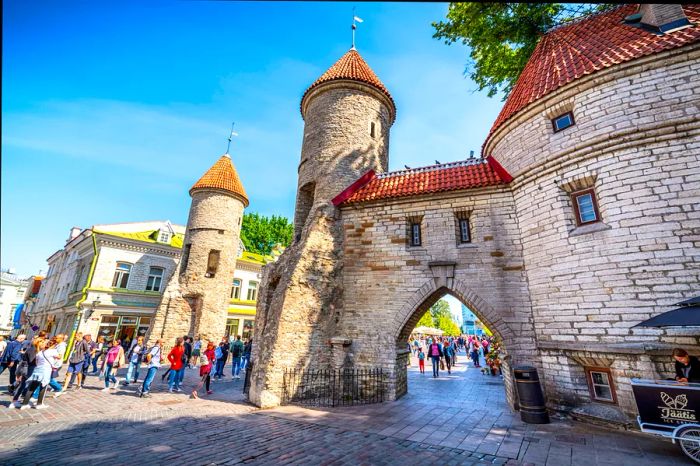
[199,352,209,366]
[231,342,242,358]
[142,347,153,364]
[214,346,223,360]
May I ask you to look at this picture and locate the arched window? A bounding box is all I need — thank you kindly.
[112,262,132,289]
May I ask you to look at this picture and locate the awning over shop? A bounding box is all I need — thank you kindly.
[633,304,700,328]
[412,326,444,336]
[12,303,24,329]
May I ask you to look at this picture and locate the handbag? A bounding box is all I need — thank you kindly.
[439,359,445,371]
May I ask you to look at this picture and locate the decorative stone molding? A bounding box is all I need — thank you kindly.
[556,172,598,194]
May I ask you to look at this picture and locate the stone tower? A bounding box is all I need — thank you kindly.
[147,154,248,348]
[250,48,396,407]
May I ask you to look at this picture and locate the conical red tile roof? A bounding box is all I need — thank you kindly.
[190,154,249,206]
[301,48,395,117]
[483,4,700,155]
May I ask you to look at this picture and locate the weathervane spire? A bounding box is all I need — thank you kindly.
[226,122,238,155]
[352,7,363,50]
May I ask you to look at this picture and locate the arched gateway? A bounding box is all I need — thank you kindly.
[250,5,700,419]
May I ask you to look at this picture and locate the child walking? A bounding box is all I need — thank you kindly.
[418,348,425,374]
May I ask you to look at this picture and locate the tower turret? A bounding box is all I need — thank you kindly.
[295,48,396,237]
[147,154,248,348]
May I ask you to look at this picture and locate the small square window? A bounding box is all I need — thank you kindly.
[552,112,575,132]
[205,249,220,278]
[571,188,601,226]
[585,367,617,404]
[157,230,171,243]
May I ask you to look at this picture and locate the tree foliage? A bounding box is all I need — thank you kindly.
[240,213,293,255]
[432,3,614,99]
[414,299,461,336]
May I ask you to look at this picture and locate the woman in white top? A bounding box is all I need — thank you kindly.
[14,338,59,409]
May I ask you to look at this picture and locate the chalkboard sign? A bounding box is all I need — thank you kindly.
[632,379,700,426]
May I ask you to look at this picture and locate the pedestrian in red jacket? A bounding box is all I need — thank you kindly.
[167,337,185,392]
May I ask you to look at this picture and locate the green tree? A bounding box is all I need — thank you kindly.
[416,311,434,328]
[240,213,293,255]
[413,299,462,336]
[432,3,613,98]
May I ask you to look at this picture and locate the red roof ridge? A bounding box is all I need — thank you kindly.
[482,4,700,156]
[301,48,396,121]
[190,154,249,206]
[376,158,484,179]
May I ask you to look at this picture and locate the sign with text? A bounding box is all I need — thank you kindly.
[633,380,700,426]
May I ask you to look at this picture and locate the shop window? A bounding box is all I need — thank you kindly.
[572,188,601,226]
[247,281,258,301]
[552,111,575,132]
[231,279,242,299]
[146,267,164,292]
[98,315,120,343]
[226,319,240,338]
[112,262,132,289]
[585,367,617,404]
[206,249,220,278]
[242,319,255,341]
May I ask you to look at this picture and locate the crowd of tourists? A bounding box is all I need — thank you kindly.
[0,331,253,409]
[409,335,494,378]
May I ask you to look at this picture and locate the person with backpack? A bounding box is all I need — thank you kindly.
[190,336,201,369]
[166,337,186,392]
[0,334,27,392]
[428,340,443,378]
[90,335,106,374]
[122,336,144,386]
[212,338,229,380]
[13,338,60,410]
[178,335,190,386]
[191,341,215,399]
[442,340,455,375]
[229,335,244,380]
[417,347,426,374]
[183,336,193,369]
[138,339,163,398]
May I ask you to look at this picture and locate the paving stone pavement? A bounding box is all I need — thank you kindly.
[0,351,690,465]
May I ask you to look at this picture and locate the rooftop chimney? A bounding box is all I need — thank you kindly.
[67,226,82,243]
[635,4,693,34]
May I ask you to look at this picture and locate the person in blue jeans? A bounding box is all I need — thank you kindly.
[229,335,244,379]
[427,340,443,378]
[101,339,125,391]
[213,339,229,380]
[123,336,144,386]
[139,339,163,398]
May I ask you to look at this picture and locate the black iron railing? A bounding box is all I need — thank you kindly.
[282,368,385,407]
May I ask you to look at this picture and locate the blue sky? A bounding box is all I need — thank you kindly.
[2,1,504,290]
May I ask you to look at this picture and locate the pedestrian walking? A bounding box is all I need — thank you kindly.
[443,340,454,374]
[428,340,443,378]
[213,338,229,380]
[183,336,193,369]
[242,338,252,371]
[102,339,125,391]
[61,332,89,392]
[0,334,26,390]
[123,336,144,386]
[190,336,201,368]
[12,338,60,410]
[50,334,68,397]
[229,335,244,379]
[139,339,163,398]
[90,336,106,374]
[418,348,425,374]
[167,337,186,392]
[191,342,215,399]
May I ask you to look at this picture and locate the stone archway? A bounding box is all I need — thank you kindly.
[390,262,520,408]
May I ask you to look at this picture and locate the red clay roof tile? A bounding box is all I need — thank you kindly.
[483,4,700,154]
[190,154,249,206]
[342,160,506,205]
[301,48,395,116]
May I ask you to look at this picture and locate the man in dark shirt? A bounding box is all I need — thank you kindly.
[183,336,193,369]
[673,348,700,383]
[0,334,27,389]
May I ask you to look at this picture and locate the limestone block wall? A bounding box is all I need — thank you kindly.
[486,43,700,413]
[249,204,344,408]
[148,190,244,348]
[295,83,393,236]
[338,187,539,404]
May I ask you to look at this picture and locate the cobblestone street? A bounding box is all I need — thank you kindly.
[0,351,689,465]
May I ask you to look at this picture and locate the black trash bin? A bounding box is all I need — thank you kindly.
[513,365,550,424]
